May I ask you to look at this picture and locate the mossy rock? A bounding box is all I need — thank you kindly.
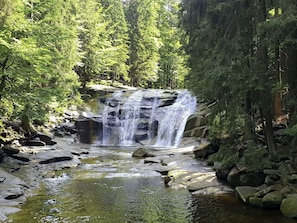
[262,191,283,208]
[280,194,297,218]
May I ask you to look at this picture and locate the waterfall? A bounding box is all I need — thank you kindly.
[79,89,197,148]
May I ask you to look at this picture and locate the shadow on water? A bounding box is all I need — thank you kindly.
[6,146,297,223]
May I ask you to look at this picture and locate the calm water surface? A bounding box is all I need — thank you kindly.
[6,146,297,223]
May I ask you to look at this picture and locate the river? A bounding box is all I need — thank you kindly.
[5,145,296,223]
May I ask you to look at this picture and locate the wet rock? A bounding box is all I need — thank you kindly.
[187,173,220,192]
[36,151,74,164]
[132,148,155,158]
[2,145,20,156]
[144,158,160,164]
[39,156,73,164]
[0,207,21,222]
[5,192,24,200]
[76,118,102,143]
[33,133,56,145]
[280,194,297,218]
[26,139,46,146]
[235,186,257,203]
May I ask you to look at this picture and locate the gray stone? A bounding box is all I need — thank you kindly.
[193,142,217,159]
[262,191,283,208]
[239,171,266,187]
[280,194,297,218]
[132,148,155,158]
[183,125,208,138]
[235,186,257,203]
[36,151,74,164]
[254,184,281,198]
[184,114,207,131]
[227,167,241,187]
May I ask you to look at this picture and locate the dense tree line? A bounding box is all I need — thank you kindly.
[180,0,297,157]
[0,0,186,129]
[2,0,296,157]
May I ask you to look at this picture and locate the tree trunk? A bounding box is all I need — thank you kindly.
[257,0,277,158]
[243,91,254,140]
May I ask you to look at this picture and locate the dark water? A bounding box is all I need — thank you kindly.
[6,147,297,223]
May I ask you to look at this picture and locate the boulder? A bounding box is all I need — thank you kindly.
[280,194,297,218]
[76,117,103,143]
[194,142,217,159]
[235,186,257,203]
[239,172,266,187]
[216,168,230,181]
[132,148,155,158]
[227,167,265,187]
[227,167,241,187]
[262,191,283,208]
[184,114,207,132]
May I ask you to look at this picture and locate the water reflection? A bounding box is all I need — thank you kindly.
[6,146,297,223]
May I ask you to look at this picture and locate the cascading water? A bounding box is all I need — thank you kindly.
[93,89,197,148]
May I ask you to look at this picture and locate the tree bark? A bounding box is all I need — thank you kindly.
[257,0,277,158]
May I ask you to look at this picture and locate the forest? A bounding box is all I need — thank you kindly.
[0,0,297,158]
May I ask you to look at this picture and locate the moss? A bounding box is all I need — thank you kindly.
[237,147,274,171]
[208,144,239,169]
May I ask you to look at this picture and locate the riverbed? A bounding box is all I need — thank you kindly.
[4,144,296,223]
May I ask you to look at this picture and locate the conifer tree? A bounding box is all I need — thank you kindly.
[100,0,130,84]
[125,0,161,87]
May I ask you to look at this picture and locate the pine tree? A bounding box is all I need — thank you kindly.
[100,0,130,84]
[156,0,188,89]
[75,0,111,88]
[125,0,161,87]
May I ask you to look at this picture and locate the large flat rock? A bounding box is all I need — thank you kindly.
[235,186,257,203]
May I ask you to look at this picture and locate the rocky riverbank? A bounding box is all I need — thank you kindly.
[183,101,297,219]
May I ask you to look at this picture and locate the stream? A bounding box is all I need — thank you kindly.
[5,145,296,223]
[4,89,297,222]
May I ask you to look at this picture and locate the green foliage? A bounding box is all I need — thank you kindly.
[125,0,161,87]
[0,0,80,128]
[208,143,238,170]
[180,0,297,154]
[155,0,188,89]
